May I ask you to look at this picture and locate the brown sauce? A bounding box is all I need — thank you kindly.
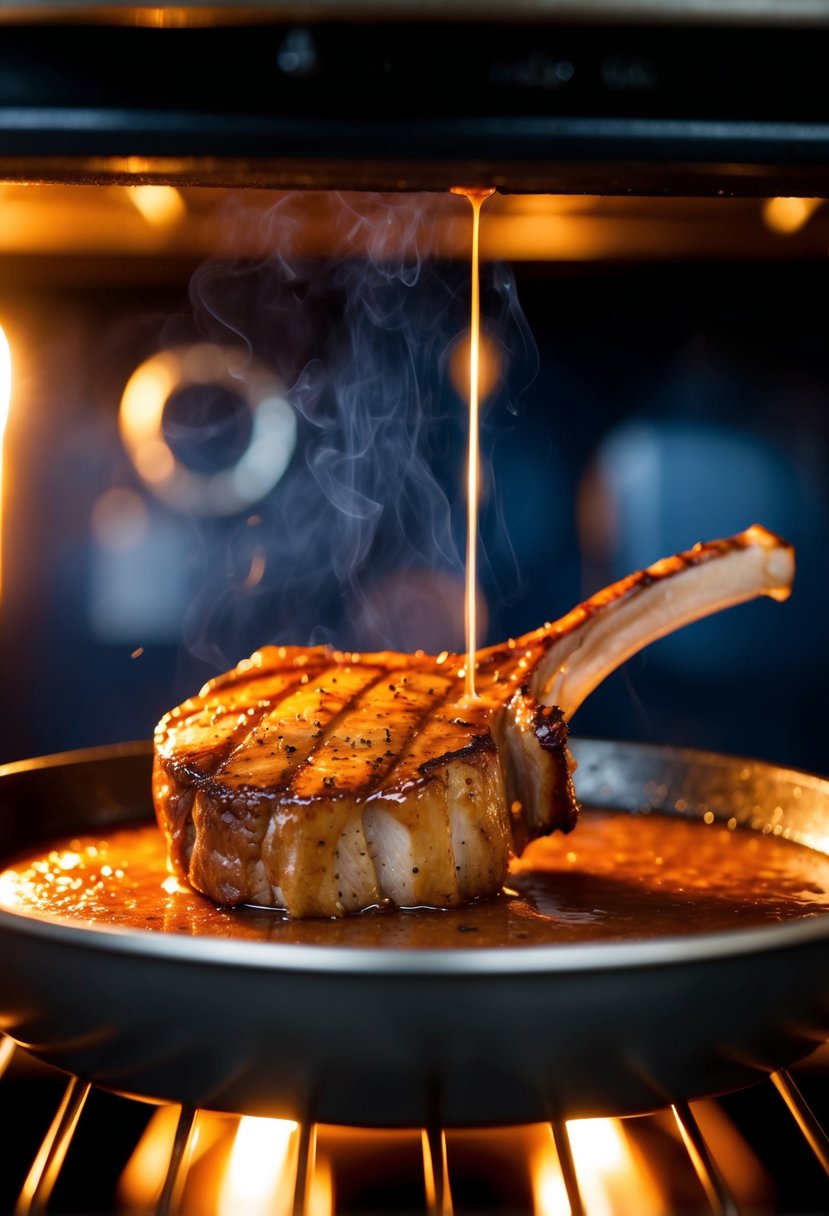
[3,810,829,949]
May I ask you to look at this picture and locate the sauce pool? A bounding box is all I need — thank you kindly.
[2,810,829,949]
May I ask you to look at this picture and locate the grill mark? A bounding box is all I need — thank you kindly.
[367,668,486,796]
[183,670,320,782]
[357,674,454,799]
[214,660,363,791]
[165,661,330,738]
[284,666,406,800]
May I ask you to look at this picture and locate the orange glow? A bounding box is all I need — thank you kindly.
[120,1112,301,1216]
[118,1107,228,1213]
[421,1127,453,1216]
[451,187,495,698]
[119,344,296,516]
[218,1117,299,1216]
[0,325,11,601]
[125,185,186,227]
[531,1132,570,1215]
[242,547,267,590]
[306,1151,334,1216]
[533,1119,664,1216]
[762,196,822,235]
[448,330,503,404]
[681,1099,769,1209]
[119,1106,183,1210]
[119,353,178,490]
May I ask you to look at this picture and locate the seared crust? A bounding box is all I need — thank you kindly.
[153,525,794,918]
[153,645,570,917]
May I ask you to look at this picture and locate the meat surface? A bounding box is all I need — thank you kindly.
[153,525,794,918]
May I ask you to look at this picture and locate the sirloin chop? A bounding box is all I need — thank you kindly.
[153,526,793,918]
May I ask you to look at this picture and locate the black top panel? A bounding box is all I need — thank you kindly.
[2,21,829,192]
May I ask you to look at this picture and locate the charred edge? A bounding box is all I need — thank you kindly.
[416,731,499,775]
[530,701,580,835]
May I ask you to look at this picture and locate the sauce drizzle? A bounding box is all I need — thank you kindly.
[451,186,495,698]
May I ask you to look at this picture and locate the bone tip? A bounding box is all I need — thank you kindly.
[742,523,795,600]
[742,522,783,549]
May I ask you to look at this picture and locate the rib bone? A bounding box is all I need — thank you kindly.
[501,522,794,718]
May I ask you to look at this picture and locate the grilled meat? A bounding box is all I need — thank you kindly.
[153,525,794,918]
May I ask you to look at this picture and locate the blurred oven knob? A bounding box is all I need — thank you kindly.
[118,344,296,516]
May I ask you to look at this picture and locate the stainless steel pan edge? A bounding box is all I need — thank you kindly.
[1,739,829,1125]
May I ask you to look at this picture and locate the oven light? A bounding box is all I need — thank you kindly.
[125,185,187,228]
[762,197,822,235]
[0,323,11,601]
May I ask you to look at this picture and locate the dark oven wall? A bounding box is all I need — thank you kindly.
[0,189,826,775]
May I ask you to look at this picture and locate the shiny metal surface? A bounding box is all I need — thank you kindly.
[1,15,829,194]
[1,740,829,1125]
[3,2,829,26]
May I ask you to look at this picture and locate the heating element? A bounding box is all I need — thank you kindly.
[2,1035,829,1215]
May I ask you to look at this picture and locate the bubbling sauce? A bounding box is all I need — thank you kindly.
[3,810,829,948]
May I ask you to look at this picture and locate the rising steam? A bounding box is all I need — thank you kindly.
[178,192,537,669]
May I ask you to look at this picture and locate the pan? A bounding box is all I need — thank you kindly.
[0,738,828,1127]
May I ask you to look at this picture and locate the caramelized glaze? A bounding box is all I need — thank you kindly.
[2,809,829,949]
[150,526,791,919]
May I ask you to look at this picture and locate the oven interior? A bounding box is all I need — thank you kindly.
[3,189,828,772]
[3,4,829,1214]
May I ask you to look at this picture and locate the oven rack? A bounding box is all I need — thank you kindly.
[2,1035,829,1216]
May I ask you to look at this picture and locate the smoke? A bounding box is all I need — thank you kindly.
[177,192,537,667]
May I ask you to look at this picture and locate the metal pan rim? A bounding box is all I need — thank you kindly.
[3,887,829,976]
